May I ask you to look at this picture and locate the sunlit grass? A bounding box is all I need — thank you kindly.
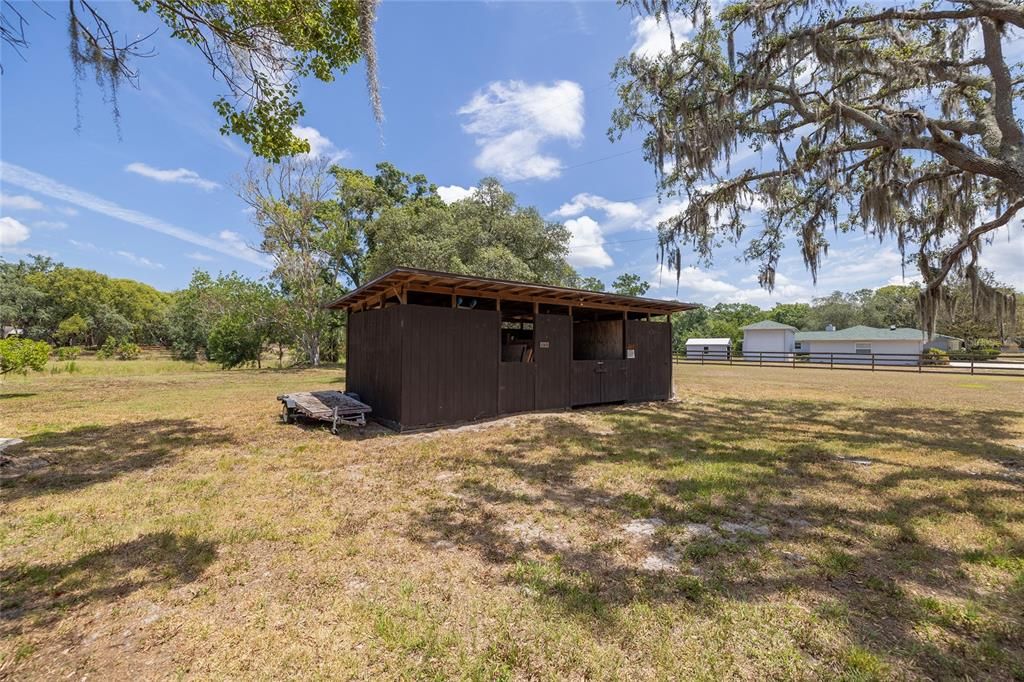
[1,362,1022,678]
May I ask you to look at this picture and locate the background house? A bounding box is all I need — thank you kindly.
[794,325,925,365]
[739,324,963,365]
[685,337,731,358]
[741,320,797,361]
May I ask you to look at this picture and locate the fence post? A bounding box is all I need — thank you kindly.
[871,354,875,371]
[971,356,975,375]
[918,353,922,373]
[830,353,833,370]
[759,352,763,367]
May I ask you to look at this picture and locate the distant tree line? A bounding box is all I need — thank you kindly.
[0,165,658,370]
[674,273,1024,353]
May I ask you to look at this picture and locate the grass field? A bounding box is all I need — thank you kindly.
[2,358,1023,679]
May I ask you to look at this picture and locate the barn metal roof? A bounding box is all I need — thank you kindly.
[326,267,698,314]
[794,325,926,341]
[685,338,732,345]
[741,320,798,331]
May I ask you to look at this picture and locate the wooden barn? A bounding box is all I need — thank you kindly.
[327,268,697,431]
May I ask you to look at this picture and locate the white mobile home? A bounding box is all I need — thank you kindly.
[740,320,797,361]
[685,337,731,359]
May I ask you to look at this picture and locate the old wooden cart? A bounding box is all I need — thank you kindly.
[278,391,372,432]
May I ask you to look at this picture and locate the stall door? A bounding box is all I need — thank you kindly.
[535,314,571,409]
[625,320,672,401]
[571,360,629,406]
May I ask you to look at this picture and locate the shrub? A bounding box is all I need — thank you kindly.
[970,338,1001,361]
[922,348,949,365]
[56,345,82,361]
[96,336,119,359]
[0,338,51,376]
[97,337,141,361]
[116,341,141,360]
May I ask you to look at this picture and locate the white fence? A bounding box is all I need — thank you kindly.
[673,349,1024,377]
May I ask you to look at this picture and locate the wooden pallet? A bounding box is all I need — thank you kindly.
[278,391,372,432]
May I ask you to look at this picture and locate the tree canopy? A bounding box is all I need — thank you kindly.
[1,0,382,160]
[0,257,171,346]
[365,178,580,286]
[611,273,651,297]
[612,0,1022,336]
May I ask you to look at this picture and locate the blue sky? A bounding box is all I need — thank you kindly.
[1,1,1021,306]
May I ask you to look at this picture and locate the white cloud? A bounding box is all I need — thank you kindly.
[565,216,613,268]
[219,230,252,254]
[187,251,216,262]
[125,162,221,191]
[2,162,270,267]
[0,217,30,247]
[69,238,98,251]
[291,125,348,161]
[57,206,79,217]
[459,80,584,181]
[116,250,164,269]
[650,263,813,305]
[630,13,694,57]
[551,193,644,224]
[33,220,68,230]
[69,239,163,269]
[0,193,44,211]
[437,185,477,204]
[978,218,1024,289]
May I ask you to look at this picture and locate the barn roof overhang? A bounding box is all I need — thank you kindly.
[326,267,698,315]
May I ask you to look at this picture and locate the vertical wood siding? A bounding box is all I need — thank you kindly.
[400,305,499,428]
[499,363,535,414]
[535,314,571,409]
[346,307,403,424]
[625,320,672,400]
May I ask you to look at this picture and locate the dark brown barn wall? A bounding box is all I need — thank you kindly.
[346,307,403,425]
[348,305,673,430]
[499,363,535,414]
[535,314,571,409]
[602,359,629,402]
[571,361,603,406]
[400,305,499,428]
[626,320,672,400]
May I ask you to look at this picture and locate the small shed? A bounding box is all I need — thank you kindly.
[741,320,797,361]
[923,334,964,353]
[327,268,696,431]
[684,337,731,359]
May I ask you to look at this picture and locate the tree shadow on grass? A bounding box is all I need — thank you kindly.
[0,392,36,400]
[0,532,217,637]
[1,419,235,503]
[408,397,1024,676]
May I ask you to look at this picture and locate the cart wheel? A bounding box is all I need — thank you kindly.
[281,403,290,423]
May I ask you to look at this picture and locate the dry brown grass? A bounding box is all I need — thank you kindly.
[1,361,1022,679]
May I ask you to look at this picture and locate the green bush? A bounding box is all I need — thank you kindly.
[208,312,264,369]
[56,345,82,361]
[97,337,141,361]
[970,339,1001,361]
[0,338,52,376]
[922,348,949,365]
